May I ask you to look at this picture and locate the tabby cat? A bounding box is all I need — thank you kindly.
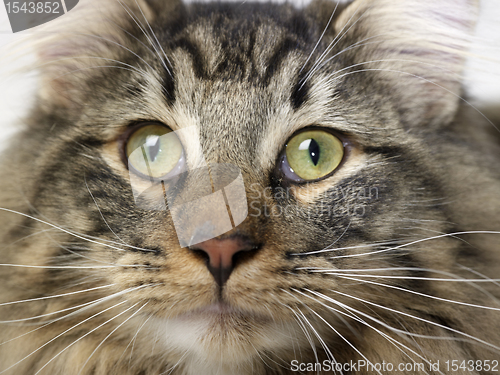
[0,0,499,374]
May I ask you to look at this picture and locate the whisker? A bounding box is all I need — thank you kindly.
[296,266,500,283]
[116,0,170,73]
[0,300,128,374]
[117,312,153,365]
[0,263,117,270]
[301,5,371,89]
[322,289,500,352]
[325,231,500,260]
[324,65,500,133]
[133,0,173,75]
[0,207,157,253]
[34,302,143,375]
[299,289,438,374]
[284,289,381,375]
[458,264,500,288]
[76,302,149,375]
[289,308,321,367]
[32,39,156,76]
[1,228,56,250]
[335,275,500,311]
[0,284,113,307]
[299,0,340,73]
[292,239,405,257]
[159,341,196,375]
[0,284,146,324]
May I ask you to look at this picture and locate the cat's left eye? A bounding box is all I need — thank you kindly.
[125,123,185,179]
[280,129,344,182]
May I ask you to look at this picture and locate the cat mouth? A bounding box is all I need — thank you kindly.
[176,301,269,323]
[179,302,239,318]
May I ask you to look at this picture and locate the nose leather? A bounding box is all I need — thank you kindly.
[191,237,257,287]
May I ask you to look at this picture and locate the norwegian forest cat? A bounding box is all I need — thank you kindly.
[0,0,499,374]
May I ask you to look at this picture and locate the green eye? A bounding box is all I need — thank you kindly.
[284,130,344,181]
[126,124,184,179]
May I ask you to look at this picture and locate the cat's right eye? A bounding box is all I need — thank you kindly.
[125,123,185,179]
[280,129,345,182]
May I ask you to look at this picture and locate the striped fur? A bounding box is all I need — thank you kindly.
[0,0,499,374]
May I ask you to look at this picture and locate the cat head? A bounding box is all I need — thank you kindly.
[3,0,499,373]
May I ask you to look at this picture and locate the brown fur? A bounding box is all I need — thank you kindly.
[0,0,499,374]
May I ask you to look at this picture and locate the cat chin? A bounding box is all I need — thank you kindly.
[142,308,299,371]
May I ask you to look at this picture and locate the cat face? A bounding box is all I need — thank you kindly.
[1,0,499,374]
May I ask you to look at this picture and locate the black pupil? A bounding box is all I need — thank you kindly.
[308,139,320,166]
[147,136,161,162]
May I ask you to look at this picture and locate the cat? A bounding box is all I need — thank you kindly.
[0,0,499,374]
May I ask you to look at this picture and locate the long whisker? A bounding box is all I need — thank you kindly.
[458,264,500,287]
[299,0,340,73]
[0,284,113,307]
[324,65,500,133]
[301,5,371,89]
[320,289,500,352]
[0,285,149,354]
[49,241,123,267]
[32,34,157,75]
[76,302,149,375]
[296,266,500,283]
[289,308,321,367]
[1,228,56,249]
[0,207,157,253]
[159,340,197,375]
[0,300,128,374]
[335,275,500,311]
[299,231,500,259]
[295,289,438,374]
[0,263,117,270]
[133,0,173,75]
[292,239,406,257]
[116,312,153,365]
[116,0,169,73]
[284,289,381,375]
[34,302,144,375]
[0,284,146,324]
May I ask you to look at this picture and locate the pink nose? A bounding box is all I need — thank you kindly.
[191,237,258,287]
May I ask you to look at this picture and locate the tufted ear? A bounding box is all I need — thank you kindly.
[34,0,181,109]
[330,0,479,127]
[142,0,184,18]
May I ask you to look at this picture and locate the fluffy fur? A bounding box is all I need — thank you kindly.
[0,0,499,374]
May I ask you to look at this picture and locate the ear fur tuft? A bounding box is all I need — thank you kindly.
[334,0,479,126]
[33,0,178,108]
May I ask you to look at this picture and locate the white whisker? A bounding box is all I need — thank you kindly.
[34,302,142,375]
[323,289,500,351]
[335,275,500,311]
[76,302,149,375]
[0,284,113,307]
[297,289,438,374]
[299,0,340,73]
[0,300,128,374]
[0,207,157,253]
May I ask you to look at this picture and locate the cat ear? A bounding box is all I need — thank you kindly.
[34,0,181,109]
[142,0,184,17]
[332,0,479,127]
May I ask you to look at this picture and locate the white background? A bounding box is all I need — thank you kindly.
[0,0,499,150]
